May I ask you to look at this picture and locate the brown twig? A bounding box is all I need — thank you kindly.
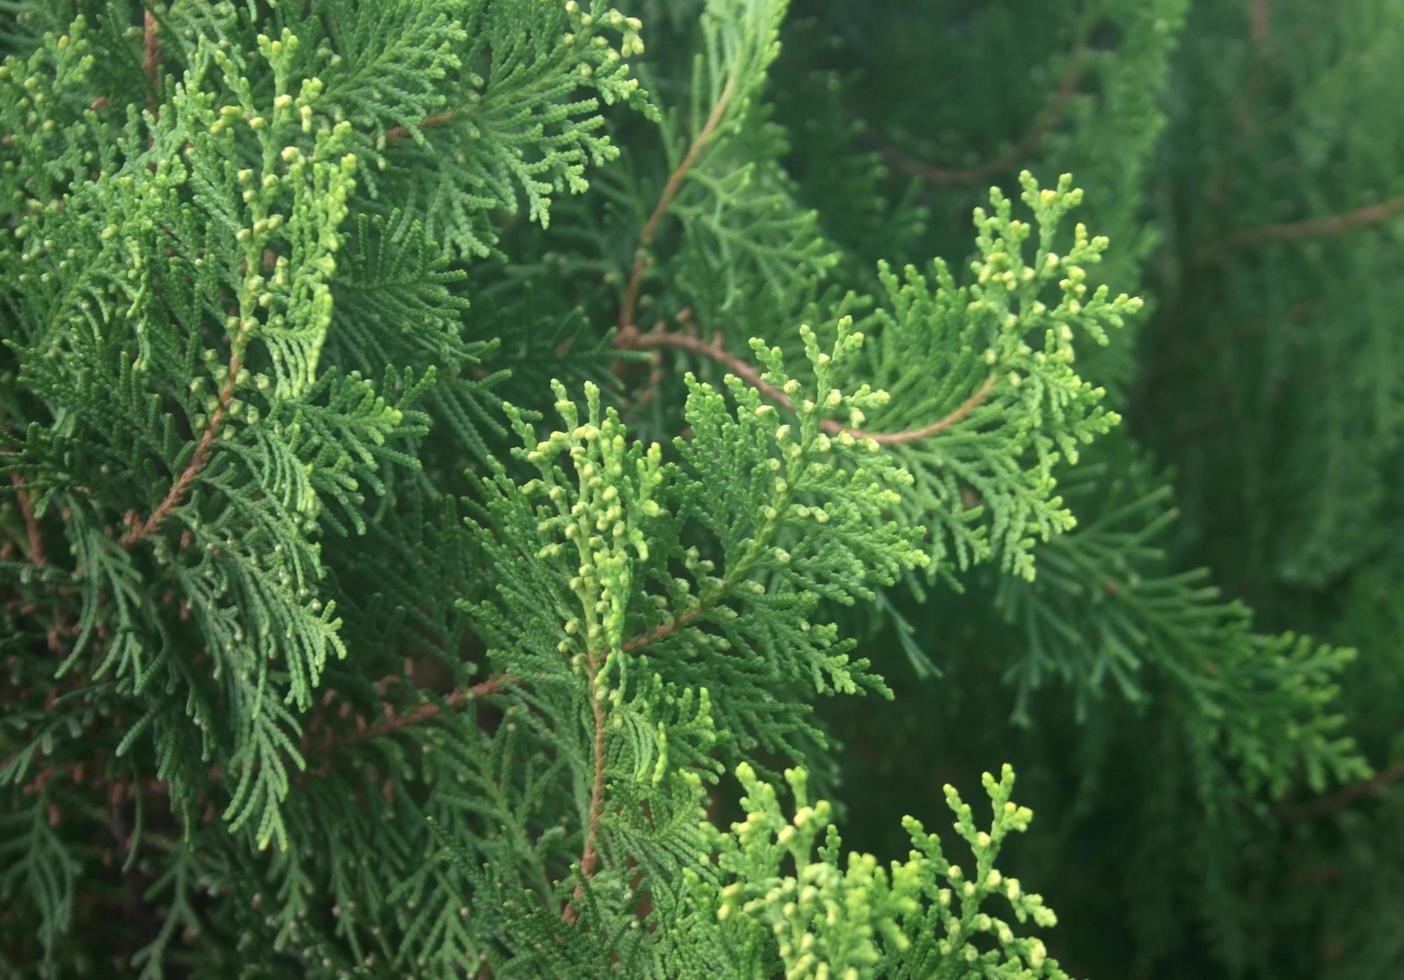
[622,325,790,408]
[143,11,160,108]
[1197,193,1404,263]
[10,474,46,568]
[619,326,998,446]
[561,600,714,924]
[307,674,517,757]
[9,473,72,652]
[876,46,1085,188]
[617,77,738,341]
[383,110,457,143]
[1250,0,1273,45]
[607,57,1000,443]
[622,604,707,653]
[854,375,998,445]
[1278,759,1404,822]
[562,649,608,925]
[1202,0,1276,220]
[121,335,248,549]
[575,59,992,924]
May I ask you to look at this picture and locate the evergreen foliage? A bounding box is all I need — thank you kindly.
[0,1,1397,977]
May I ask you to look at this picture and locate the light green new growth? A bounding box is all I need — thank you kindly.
[696,762,1066,979]
[839,172,1140,582]
[0,1,1375,976]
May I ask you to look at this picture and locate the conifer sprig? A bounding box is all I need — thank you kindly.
[687,762,1069,977]
[619,324,1000,446]
[0,1,1382,975]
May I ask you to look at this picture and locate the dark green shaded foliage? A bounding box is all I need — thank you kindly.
[0,1,1393,977]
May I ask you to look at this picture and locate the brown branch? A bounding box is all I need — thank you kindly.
[562,599,714,924]
[10,474,46,568]
[117,58,452,552]
[617,76,738,341]
[9,473,72,652]
[142,11,160,108]
[591,82,1002,900]
[857,375,998,445]
[1251,0,1273,46]
[562,648,607,925]
[876,46,1085,188]
[383,110,457,143]
[1202,0,1276,220]
[1197,193,1404,263]
[121,336,248,549]
[619,326,998,445]
[1278,759,1404,822]
[306,674,517,757]
[622,324,790,408]
[622,604,707,653]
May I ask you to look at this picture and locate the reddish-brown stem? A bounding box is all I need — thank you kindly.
[581,672,606,881]
[9,473,69,652]
[855,375,998,445]
[560,79,747,923]
[121,341,246,549]
[143,11,159,107]
[562,600,713,924]
[1198,193,1404,262]
[622,325,791,409]
[308,674,517,757]
[623,604,706,653]
[619,326,998,445]
[1278,760,1404,822]
[617,77,738,340]
[585,57,988,923]
[562,649,608,925]
[10,474,46,568]
[876,47,1085,188]
[383,110,457,143]
[1251,0,1272,45]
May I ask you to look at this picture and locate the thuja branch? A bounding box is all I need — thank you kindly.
[10,474,46,568]
[619,325,998,445]
[383,110,456,143]
[1197,192,1404,262]
[142,10,160,108]
[876,46,1085,188]
[307,674,519,757]
[617,76,738,338]
[563,600,713,924]
[120,325,250,549]
[563,647,608,926]
[9,472,73,653]
[1278,759,1404,822]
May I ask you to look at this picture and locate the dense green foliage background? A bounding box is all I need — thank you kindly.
[2,0,1402,977]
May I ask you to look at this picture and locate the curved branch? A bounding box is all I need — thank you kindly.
[1197,193,1404,263]
[619,326,997,445]
[617,76,738,339]
[1278,759,1404,822]
[10,474,46,568]
[561,598,717,924]
[562,648,608,925]
[876,47,1085,188]
[12,474,74,653]
[121,337,247,549]
[143,11,160,108]
[383,110,457,144]
[858,375,998,445]
[307,673,518,757]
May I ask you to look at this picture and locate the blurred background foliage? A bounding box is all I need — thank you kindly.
[771,0,1404,975]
